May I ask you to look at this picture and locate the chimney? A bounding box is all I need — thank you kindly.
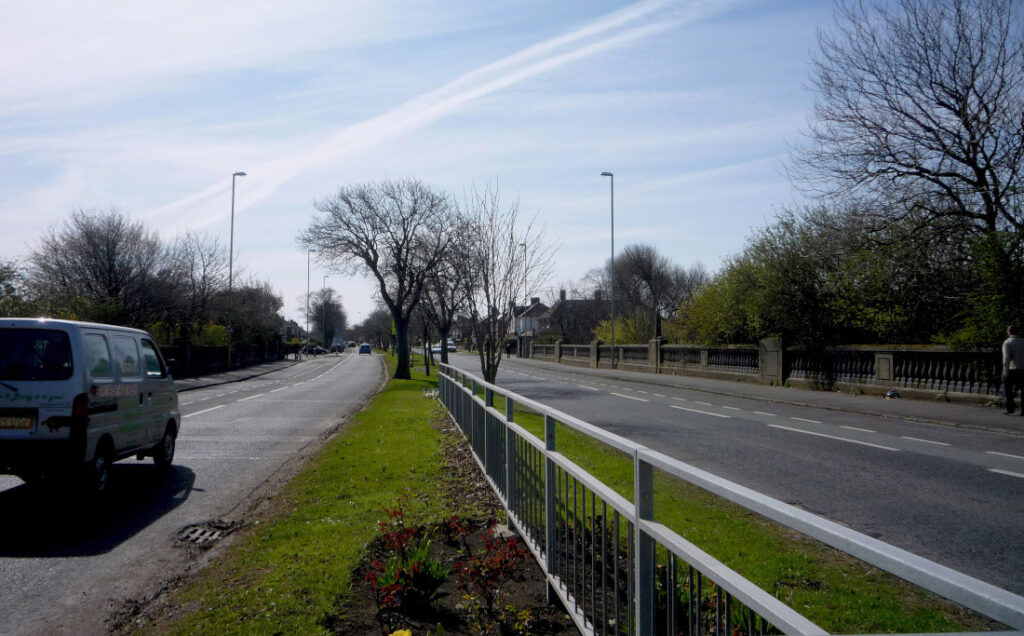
[559,289,566,302]
[530,297,540,305]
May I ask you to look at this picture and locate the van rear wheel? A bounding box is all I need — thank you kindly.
[86,444,112,494]
[153,424,176,470]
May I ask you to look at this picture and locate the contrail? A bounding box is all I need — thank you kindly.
[145,0,740,228]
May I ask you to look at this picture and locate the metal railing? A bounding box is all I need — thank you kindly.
[439,363,1024,635]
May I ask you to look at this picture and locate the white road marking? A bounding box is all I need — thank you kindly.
[270,387,289,393]
[695,401,711,406]
[841,425,875,433]
[900,436,950,446]
[769,424,899,451]
[611,392,648,402]
[671,405,730,418]
[238,393,265,402]
[791,417,822,424]
[987,451,1024,461]
[637,390,649,394]
[989,468,1024,480]
[183,404,226,418]
[577,385,600,391]
[653,393,666,398]
[216,393,226,397]
[722,406,741,411]
[754,411,776,417]
[673,397,687,402]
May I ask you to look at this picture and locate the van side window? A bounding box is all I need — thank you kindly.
[140,339,166,378]
[85,334,113,379]
[112,336,142,380]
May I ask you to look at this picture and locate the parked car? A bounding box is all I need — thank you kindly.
[0,318,180,493]
[358,343,372,355]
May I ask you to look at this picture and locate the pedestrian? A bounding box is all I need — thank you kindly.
[1003,325,1024,415]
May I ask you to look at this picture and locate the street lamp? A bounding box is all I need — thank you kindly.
[322,275,329,350]
[600,171,615,369]
[519,241,527,357]
[306,249,315,354]
[227,170,246,370]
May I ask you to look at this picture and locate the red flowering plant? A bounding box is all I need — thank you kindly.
[365,501,451,634]
[454,522,529,634]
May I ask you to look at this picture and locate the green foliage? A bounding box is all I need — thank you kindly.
[670,206,1001,347]
[592,313,650,344]
[941,232,1024,347]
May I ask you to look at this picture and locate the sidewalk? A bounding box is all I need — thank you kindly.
[173,358,302,392]
[504,355,1024,436]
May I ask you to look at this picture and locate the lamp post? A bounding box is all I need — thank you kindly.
[306,249,315,355]
[519,241,527,357]
[600,171,615,369]
[322,275,329,350]
[227,170,246,370]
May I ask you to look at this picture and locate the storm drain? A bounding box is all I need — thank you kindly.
[176,520,242,548]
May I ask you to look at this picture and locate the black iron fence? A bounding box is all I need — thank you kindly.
[533,340,1003,399]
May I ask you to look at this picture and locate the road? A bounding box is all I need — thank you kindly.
[446,355,1024,597]
[0,352,384,636]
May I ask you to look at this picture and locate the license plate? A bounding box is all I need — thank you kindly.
[0,415,34,429]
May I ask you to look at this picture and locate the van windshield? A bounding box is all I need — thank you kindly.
[0,329,73,381]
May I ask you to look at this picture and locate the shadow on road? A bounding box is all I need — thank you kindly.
[0,464,196,558]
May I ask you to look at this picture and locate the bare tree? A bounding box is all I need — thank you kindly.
[793,0,1024,234]
[28,208,168,326]
[420,218,473,364]
[459,184,553,383]
[167,231,228,343]
[307,287,347,348]
[0,259,31,317]
[300,179,455,379]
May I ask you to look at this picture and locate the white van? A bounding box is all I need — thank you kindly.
[0,318,180,493]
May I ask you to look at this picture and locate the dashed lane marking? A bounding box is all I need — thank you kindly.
[754,411,776,417]
[769,424,898,451]
[238,393,265,402]
[987,451,1024,461]
[671,405,730,419]
[611,392,649,402]
[577,385,600,391]
[722,406,741,411]
[270,387,289,393]
[989,468,1024,480]
[841,425,875,433]
[901,436,950,446]
[791,417,822,424]
[183,405,226,418]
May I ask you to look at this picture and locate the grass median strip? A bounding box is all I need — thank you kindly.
[141,354,489,635]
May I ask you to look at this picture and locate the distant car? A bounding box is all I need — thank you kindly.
[358,343,371,355]
[347,341,356,347]
[330,344,344,353]
[431,343,443,354]
[447,339,456,352]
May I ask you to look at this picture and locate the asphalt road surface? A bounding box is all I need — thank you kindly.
[446,355,1024,597]
[0,352,384,635]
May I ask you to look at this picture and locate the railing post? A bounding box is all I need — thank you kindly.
[555,339,564,364]
[635,449,655,635]
[544,413,557,597]
[590,339,600,369]
[503,391,515,509]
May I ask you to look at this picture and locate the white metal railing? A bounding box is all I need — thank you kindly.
[438,363,1024,635]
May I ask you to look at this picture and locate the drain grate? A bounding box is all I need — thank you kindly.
[177,520,241,548]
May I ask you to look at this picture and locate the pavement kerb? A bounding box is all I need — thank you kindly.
[492,354,1024,437]
[175,359,304,392]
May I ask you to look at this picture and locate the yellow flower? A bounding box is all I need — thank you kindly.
[389,631,413,636]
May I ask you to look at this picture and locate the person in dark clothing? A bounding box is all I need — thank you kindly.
[1003,325,1024,415]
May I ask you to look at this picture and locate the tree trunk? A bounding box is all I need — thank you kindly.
[394,316,411,379]
[439,326,450,365]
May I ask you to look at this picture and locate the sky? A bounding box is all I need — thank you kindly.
[1,0,835,329]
